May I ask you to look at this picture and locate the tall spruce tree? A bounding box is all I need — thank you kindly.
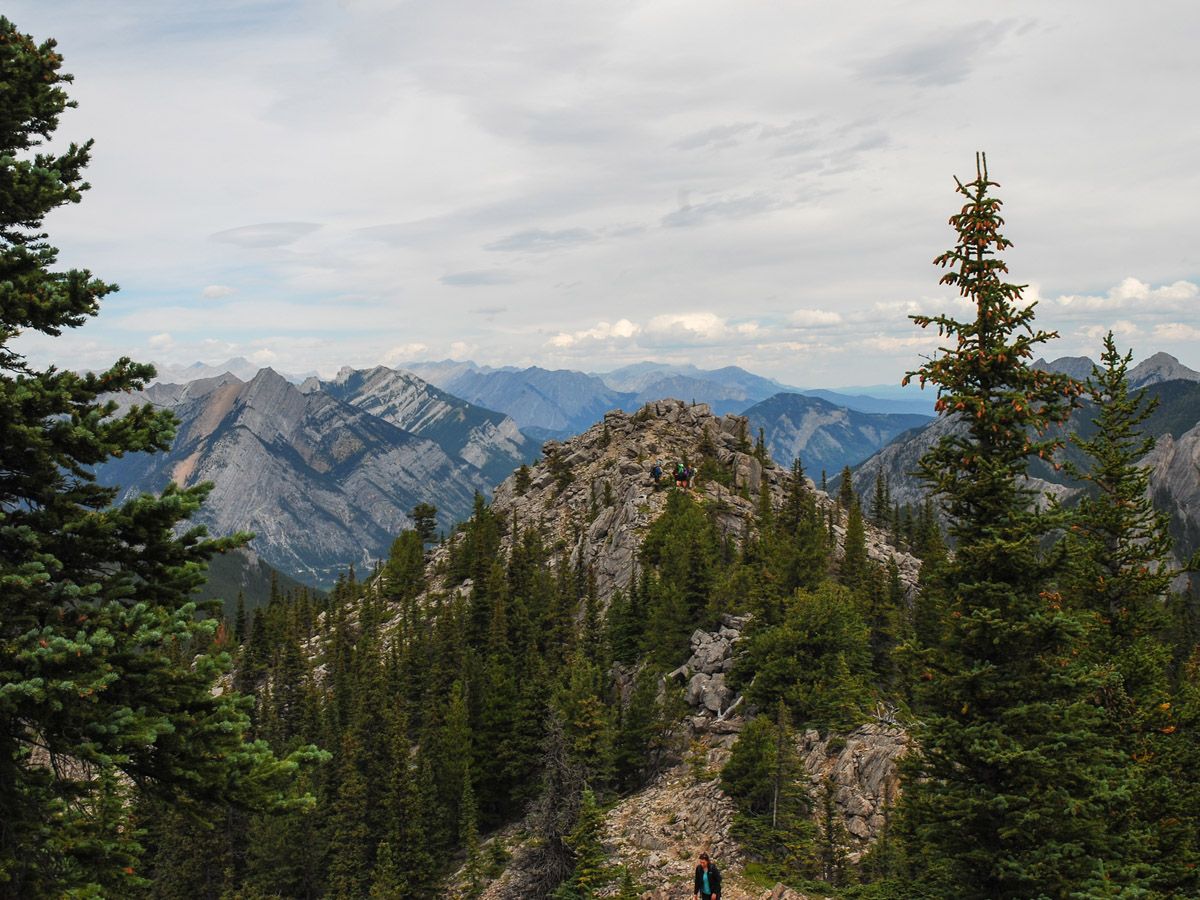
[899,155,1119,897]
[0,17,316,896]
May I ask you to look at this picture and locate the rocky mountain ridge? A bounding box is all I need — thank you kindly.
[99,368,488,585]
[312,365,534,484]
[742,393,931,477]
[415,399,922,611]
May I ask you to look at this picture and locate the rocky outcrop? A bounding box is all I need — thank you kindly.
[800,724,909,859]
[1146,423,1200,576]
[421,399,922,610]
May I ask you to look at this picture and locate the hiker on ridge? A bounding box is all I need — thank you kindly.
[694,852,721,900]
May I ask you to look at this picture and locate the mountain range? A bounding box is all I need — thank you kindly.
[849,356,1200,572]
[742,392,932,478]
[119,351,1197,587]
[99,368,496,584]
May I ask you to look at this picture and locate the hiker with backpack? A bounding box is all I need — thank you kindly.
[674,461,687,488]
[651,460,664,487]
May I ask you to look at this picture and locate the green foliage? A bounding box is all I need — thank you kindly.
[839,501,869,590]
[553,788,608,898]
[900,155,1121,898]
[0,17,320,896]
[732,584,874,728]
[1058,334,1198,893]
[722,709,815,879]
[639,491,722,656]
[514,463,532,495]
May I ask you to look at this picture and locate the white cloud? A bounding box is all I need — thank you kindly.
[548,318,640,348]
[383,342,429,364]
[8,0,1200,387]
[148,332,173,350]
[1054,278,1199,313]
[201,284,235,299]
[1153,322,1200,342]
[789,308,843,327]
[646,313,731,342]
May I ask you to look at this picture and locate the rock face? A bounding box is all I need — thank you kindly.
[316,365,534,485]
[99,369,487,585]
[742,392,931,476]
[800,724,909,859]
[1146,423,1200,577]
[1129,351,1200,387]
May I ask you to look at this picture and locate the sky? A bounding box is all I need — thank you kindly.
[9,0,1200,387]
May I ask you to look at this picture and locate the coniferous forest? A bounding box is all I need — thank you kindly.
[2,16,1199,900]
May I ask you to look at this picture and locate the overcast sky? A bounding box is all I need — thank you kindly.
[10,0,1200,386]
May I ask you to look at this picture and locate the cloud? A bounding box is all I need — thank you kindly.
[12,1,1200,389]
[645,312,741,343]
[789,308,843,327]
[661,192,787,228]
[148,332,173,350]
[1153,322,1200,342]
[210,222,323,248]
[548,318,640,348]
[440,270,517,286]
[672,122,758,151]
[855,20,1019,87]
[201,284,235,299]
[1053,278,1199,313]
[470,305,508,316]
[484,227,596,252]
[383,342,429,364]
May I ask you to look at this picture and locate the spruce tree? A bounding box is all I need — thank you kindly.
[0,17,316,896]
[839,500,869,589]
[900,154,1119,897]
[1062,333,1188,891]
[555,787,607,898]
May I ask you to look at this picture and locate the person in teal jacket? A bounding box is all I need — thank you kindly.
[694,852,721,899]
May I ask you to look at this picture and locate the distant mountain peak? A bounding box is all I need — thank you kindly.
[1130,352,1200,387]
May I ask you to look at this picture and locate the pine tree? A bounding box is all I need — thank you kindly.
[871,470,891,526]
[555,787,608,898]
[0,17,318,896]
[900,154,1119,897]
[838,500,869,590]
[460,768,484,897]
[411,502,438,544]
[324,734,372,900]
[1062,333,1188,891]
[837,465,855,510]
